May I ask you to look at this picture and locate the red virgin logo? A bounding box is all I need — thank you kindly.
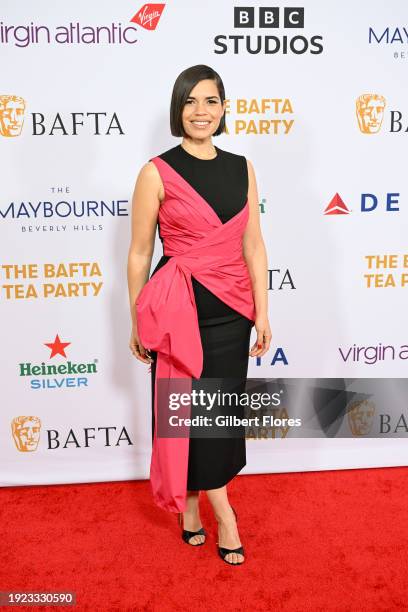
[131,4,166,30]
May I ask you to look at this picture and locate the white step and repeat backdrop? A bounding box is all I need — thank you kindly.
[2,0,408,487]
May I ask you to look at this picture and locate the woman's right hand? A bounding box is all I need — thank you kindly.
[129,324,154,365]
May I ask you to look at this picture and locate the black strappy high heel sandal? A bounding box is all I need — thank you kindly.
[217,505,245,565]
[178,512,206,546]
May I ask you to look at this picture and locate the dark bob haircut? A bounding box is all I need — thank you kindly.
[170,64,227,137]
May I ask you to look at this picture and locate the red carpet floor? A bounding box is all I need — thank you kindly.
[1,467,408,611]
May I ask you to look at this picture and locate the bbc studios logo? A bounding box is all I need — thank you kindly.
[214,6,324,55]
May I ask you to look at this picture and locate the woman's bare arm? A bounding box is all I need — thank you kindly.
[242,158,272,357]
[127,161,163,362]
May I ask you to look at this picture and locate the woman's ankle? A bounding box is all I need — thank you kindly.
[214,504,235,524]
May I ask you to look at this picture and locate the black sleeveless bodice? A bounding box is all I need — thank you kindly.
[149,143,248,324]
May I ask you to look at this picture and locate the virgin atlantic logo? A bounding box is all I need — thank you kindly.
[131,3,166,30]
[0,5,166,47]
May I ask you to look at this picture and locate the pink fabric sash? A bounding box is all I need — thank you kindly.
[135,156,256,513]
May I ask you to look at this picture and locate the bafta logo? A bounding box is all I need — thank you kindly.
[356,94,386,134]
[347,399,375,436]
[0,95,26,137]
[11,416,41,452]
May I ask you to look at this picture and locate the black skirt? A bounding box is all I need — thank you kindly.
[149,257,253,490]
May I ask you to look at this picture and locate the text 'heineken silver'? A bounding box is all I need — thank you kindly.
[19,361,98,376]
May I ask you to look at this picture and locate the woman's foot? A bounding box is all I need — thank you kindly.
[180,494,205,545]
[216,505,244,564]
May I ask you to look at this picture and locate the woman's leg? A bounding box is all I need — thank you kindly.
[206,484,244,564]
[193,316,251,562]
[151,352,204,544]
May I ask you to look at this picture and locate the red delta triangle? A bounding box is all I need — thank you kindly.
[324,193,351,215]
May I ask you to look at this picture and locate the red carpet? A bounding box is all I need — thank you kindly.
[1,467,408,611]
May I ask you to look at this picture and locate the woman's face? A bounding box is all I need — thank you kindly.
[181,79,226,139]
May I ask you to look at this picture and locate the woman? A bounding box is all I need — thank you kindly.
[127,64,271,565]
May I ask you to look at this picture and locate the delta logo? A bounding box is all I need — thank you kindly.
[324,193,350,215]
[18,333,98,390]
[324,192,401,215]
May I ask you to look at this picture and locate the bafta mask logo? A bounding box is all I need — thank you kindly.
[347,399,375,436]
[356,94,386,134]
[11,416,41,452]
[0,95,26,137]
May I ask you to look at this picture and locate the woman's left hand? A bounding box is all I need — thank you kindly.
[249,315,272,358]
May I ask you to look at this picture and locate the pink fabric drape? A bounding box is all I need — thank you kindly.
[135,156,256,513]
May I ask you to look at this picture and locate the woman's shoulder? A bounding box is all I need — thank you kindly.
[216,147,248,176]
[141,147,179,180]
[216,146,246,162]
[218,147,255,175]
